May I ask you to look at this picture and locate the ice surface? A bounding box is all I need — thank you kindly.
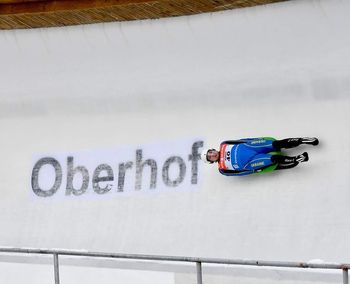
[1,0,350,283]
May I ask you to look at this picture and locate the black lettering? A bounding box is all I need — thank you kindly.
[93,164,114,194]
[162,156,186,187]
[117,162,133,192]
[135,149,157,190]
[31,157,62,197]
[66,156,89,196]
[188,141,203,184]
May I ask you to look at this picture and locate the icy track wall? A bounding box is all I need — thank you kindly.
[1,0,350,264]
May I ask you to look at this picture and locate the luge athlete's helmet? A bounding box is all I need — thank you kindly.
[201,148,216,164]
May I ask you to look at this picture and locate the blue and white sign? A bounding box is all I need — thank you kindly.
[31,139,204,199]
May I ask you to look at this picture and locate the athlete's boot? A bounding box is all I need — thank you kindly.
[301,137,319,146]
[295,152,309,163]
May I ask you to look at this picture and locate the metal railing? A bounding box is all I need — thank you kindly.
[0,247,349,284]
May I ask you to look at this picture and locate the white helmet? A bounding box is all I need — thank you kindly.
[201,148,215,164]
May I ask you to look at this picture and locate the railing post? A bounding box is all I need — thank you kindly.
[196,262,203,284]
[343,268,349,284]
[53,253,60,284]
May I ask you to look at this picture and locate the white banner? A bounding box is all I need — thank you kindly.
[30,139,204,199]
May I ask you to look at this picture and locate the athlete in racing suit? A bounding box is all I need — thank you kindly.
[201,137,319,176]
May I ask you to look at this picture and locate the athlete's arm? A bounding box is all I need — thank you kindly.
[221,140,245,145]
[219,168,253,176]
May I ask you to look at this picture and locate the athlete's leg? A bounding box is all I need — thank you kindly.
[272,152,309,170]
[272,137,319,149]
[243,137,276,151]
[243,153,275,172]
[236,138,277,169]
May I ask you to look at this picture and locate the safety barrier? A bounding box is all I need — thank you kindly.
[0,247,349,284]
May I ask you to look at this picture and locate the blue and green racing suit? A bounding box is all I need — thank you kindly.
[218,137,280,176]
